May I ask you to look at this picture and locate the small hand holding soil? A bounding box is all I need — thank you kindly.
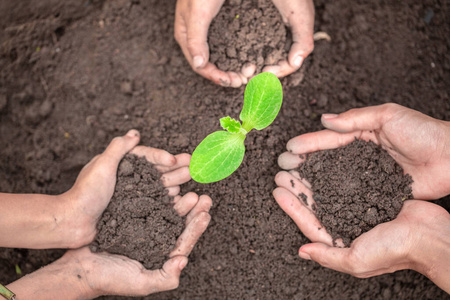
[91,151,211,270]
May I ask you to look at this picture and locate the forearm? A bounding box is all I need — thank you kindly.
[6,253,95,300]
[0,193,80,249]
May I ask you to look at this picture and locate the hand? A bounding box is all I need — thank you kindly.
[7,193,212,299]
[273,176,450,292]
[175,0,253,87]
[65,129,193,248]
[263,0,315,77]
[278,103,450,200]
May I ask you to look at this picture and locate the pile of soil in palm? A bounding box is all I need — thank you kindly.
[297,139,413,246]
[90,154,183,269]
[209,0,288,73]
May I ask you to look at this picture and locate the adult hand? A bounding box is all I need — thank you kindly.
[273,176,450,292]
[7,194,212,299]
[278,103,450,200]
[263,0,315,77]
[65,129,193,248]
[175,0,252,87]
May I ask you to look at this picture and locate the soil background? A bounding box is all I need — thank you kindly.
[1,0,449,299]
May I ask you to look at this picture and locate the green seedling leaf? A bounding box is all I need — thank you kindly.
[190,131,245,183]
[240,72,283,132]
[190,72,283,183]
[220,116,244,134]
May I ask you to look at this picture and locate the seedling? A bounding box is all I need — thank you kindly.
[190,72,283,183]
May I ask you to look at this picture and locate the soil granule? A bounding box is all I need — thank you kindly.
[90,154,183,270]
[298,139,413,246]
[209,0,288,73]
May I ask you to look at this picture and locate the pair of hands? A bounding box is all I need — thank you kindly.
[274,103,450,292]
[175,0,315,87]
[7,130,211,298]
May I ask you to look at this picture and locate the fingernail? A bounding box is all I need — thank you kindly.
[193,56,204,69]
[294,56,303,67]
[322,113,338,120]
[179,258,188,270]
[299,249,311,260]
[126,129,139,137]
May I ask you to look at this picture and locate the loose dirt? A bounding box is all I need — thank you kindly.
[209,0,287,73]
[298,139,413,247]
[90,154,183,270]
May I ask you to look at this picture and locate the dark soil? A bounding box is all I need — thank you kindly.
[90,154,183,270]
[209,0,287,73]
[1,0,449,299]
[298,139,413,247]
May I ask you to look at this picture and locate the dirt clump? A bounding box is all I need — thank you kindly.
[90,154,183,269]
[298,139,413,246]
[209,0,288,73]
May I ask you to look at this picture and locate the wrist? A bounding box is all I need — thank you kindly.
[6,251,96,300]
[406,208,450,292]
[59,190,96,249]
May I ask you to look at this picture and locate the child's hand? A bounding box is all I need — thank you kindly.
[65,129,193,248]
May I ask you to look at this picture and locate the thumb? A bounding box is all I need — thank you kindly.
[145,256,188,293]
[299,243,351,274]
[186,12,214,69]
[102,129,141,164]
[321,104,399,133]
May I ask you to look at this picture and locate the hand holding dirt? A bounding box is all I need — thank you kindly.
[175,0,315,87]
[274,103,450,293]
[5,131,213,298]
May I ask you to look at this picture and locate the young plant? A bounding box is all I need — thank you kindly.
[189,72,283,183]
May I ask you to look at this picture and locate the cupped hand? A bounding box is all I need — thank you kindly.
[175,0,253,87]
[65,129,193,248]
[58,193,212,298]
[273,173,450,285]
[263,0,315,77]
[278,103,450,200]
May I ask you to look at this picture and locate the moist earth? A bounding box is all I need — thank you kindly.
[1,0,449,299]
[209,0,287,73]
[298,139,413,247]
[90,154,183,270]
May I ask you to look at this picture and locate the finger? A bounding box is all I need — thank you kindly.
[161,167,191,187]
[174,192,199,217]
[288,170,312,189]
[241,63,256,78]
[278,151,306,169]
[273,186,332,245]
[299,243,352,274]
[196,63,233,87]
[263,59,307,78]
[143,256,188,293]
[101,130,141,165]
[321,104,399,133]
[130,146,176,166]
[166,186,180,197]
[227,71,244,88]
[286,129,377,154]
[156,153,191,173]
[274,171,316,211]
[186,195,212,224]
[170,211,211,257]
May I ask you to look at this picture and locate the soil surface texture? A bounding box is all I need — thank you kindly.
[90,154,183,270]
[1,0,449,299]
[298,139,413,247]
[209,0,287,73]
